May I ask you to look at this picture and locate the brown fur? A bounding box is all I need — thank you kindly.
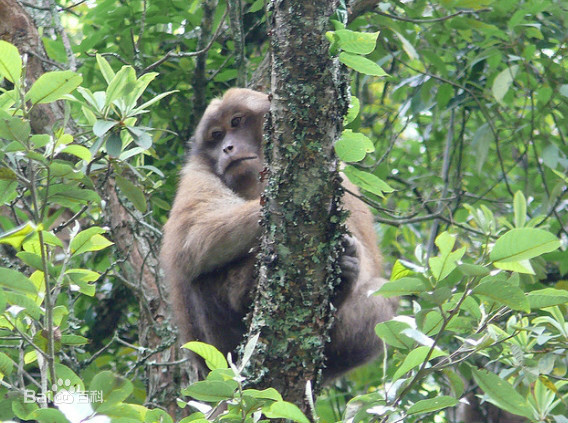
[160,88,397,379]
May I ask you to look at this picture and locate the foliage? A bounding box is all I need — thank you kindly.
[0,0,567,422]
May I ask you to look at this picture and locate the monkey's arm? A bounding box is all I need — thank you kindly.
[161,159,261,280]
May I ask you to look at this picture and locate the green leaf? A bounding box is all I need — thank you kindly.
[183,380,236,402]
[106,132,122,157]
[375,277,426,297]
[90,371,133,409]
[0,117,31,143]
[343,165,394,198]
[472,123,493,174]
[335,130,375,162]
[527,288,568,309]
[472,368,533,418]
[70,227,113,255]
[428,232,465,281]
[30,408,71,423]
[93,120,117,137]
[490,228,561,263]
[126,126,152,149]
[243,388,283,401]
[130,90,178,115]
[407,396,458,415]
[473,274,530,312]
[0,167,18,181]
[105,66,136,106]
[375,320,414,349]
[30,134,51,147]
[0,41,22,83]
[0,267,37,293]
[392,346,447,381]
[263,401,310,423]
[390,260,413,281]
[0,351,13,376]
[457,263,490,277]
[339,52,387,76]
[335,29,379,54]
[183,341,228,370]
[96,53,115,84]
[60,335,89,345]
[0,221,36,249]
[13,396,39,419]
[345,96,360,125]
[513,191,527,228]
[115,174,147,213]
[26,70,82,104]
[492,65,519,104]
[61,145,92,162]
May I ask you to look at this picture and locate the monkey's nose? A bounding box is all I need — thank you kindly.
[223,145,234,154]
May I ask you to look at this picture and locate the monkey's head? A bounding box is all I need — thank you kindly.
[192,88,270,199]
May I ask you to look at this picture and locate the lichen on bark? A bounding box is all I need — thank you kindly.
[242,0,350,409]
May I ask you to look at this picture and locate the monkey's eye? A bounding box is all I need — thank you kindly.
[211,130,224,141]
[231,116,242,128]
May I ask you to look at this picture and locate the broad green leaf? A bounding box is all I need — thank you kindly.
[54,363,85,391]
[126,126,152,149]
[375,320,414,349]
[407,396,458,415]
[492,65,519,104]
[335,130,375,162]
[527,288,568,309]
[392,346,447,381]
[263,401,310,423]
[457,263,490,277]
[390,260,413,281]
[472,369,533,418]
[61,145,92,162]
[26,70,82,104]
[490,228,561,263]
[339,52,387,76]
[513,191,527,228]
[0,351,13,376]
[428,232,465,281]
[375,277,426,297]
[343,165,394,198]
[30,408,70,423]
[493,259,534,274]
[125,72,158,106]
[436,84,454,108]
[0,221,36,249]
[0,41,22,83]
[30,134,50,147]
[243,388,282,401]
[335,29,379,54]
[6,292,42,319]
[13,396,39,420]
[394,30,418,60]
[0,117,31,142]
[93,120,117,137]
[90,371,133,408]
[0,267,37,293]
[70,227,113,255]
[96,53,115,84]
[105,66,136,106]
[183,341,228,370]
[61,335,89,345]
[0,167,17,181]
[115,174,147,213]
[130,90,178,115]
[183,380,236,402]
[345,96,360,125]
[472,123,493,174]
[473,274,530,312]
[106,132,122,156]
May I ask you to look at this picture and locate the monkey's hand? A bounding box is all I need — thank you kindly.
[333,234,360,306]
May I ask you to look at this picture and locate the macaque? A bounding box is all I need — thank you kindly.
[160,88,397,379]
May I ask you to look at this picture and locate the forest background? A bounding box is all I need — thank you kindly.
[0,0,567,422]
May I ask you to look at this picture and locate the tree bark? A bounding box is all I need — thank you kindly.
[243,0,349,409]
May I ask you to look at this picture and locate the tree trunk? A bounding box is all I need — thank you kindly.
[244,0,349,409]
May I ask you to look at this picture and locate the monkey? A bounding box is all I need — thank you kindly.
[160,88,397,380]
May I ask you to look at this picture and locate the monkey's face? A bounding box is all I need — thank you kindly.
[193,89,270,199]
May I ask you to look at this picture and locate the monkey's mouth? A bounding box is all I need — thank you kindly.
[225,156,258,172]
